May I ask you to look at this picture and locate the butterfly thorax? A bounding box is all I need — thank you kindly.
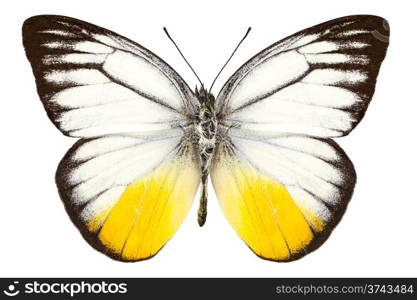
[195,88,217,172]
[194,87,217,226]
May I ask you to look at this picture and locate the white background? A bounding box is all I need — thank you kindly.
[1,0,416,277]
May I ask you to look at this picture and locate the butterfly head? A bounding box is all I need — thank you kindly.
[195,86,215,109]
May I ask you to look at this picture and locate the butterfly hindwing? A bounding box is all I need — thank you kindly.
[213,15,389,261]
[211,131,355,261]
[57,132,200,261]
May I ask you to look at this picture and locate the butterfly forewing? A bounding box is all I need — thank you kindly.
[217,15,389,138]
[212,15,389,261]
[22,15,199,137]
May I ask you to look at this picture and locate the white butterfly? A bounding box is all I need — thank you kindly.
[23,15,389,262]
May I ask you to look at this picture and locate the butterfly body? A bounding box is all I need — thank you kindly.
[23,15,389,262]
[194,87,217,225]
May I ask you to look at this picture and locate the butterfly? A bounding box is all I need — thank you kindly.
[22,15,389,262]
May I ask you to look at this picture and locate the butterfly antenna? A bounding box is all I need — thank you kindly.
[163,27,204,87]
[208,27,251,94]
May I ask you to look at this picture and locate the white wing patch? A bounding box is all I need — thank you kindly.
[42,41,114,53]
[45,69,110,85]
[298,40,368,54]
[43,53,108,65]
[266,83,361,108]
[227,51,309,110]
[50,83,142,107]
[303,69,367,85]
[304,53,369,65]
[103,50,183,107]
[298,41,339,53]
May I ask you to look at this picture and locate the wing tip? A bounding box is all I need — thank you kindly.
[23,14,58,34]
[339,15,390,44]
